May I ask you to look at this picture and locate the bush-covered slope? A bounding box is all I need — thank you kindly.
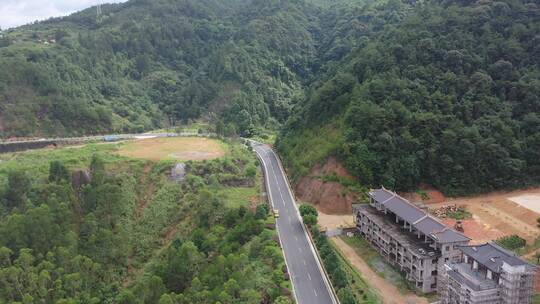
[0,141,291,303]
[277,0,540,195]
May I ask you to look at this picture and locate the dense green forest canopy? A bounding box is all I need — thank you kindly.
[0,0,413,138]
[277,0,540,195]
[0,0,538,195]
[0,141,292,303]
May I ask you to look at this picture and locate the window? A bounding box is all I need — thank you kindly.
[445,245,450,251]
[432,270,438,275]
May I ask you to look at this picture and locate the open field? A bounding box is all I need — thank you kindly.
[116,137,226,161]
[428,188,540,244]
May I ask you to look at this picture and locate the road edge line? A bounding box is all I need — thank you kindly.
[253,145,301,304]
[269,148,340,304]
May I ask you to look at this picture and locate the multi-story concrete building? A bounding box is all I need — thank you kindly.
[439,242,536,304]
[354,187,470,293]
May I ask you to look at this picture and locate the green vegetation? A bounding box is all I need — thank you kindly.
[278,0,540,196]
[496,235,527,251]
[0,0,349,138]
[2,0,535,198]
[341,236,410,294]
[301,204,379,303]
[0,140,292,303]
[331,241,381,304]
[311,227,379,303]
[446,208,472,221]
[299,203,319,226]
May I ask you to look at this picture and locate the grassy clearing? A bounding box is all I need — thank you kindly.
[0,143,143,185]
[341,236,412,294]
[218,186,259,208]
[116,137,226,161]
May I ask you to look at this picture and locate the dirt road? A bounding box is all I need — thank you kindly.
[332,237,429,304]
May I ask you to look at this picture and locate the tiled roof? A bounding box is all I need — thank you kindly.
[368,187,470,243]
[415,216,445,235]
[369,188,394,203]
[383,196,425,223]
[432,228,470,243]
[459,242,536,273]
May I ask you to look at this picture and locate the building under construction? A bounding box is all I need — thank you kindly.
[439,242,536,304]
[354,187,471,293]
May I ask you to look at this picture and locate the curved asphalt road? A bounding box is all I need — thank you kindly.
[253,143,337,304]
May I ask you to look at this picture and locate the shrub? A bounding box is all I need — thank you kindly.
[302,214,318,227]
[496,235,526,251]
[299,204,318,217]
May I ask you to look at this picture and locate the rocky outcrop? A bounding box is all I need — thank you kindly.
[295,157,357,214]
[171,163,186,182]
[71,170,91,191]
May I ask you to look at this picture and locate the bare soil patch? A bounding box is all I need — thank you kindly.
[442,218,505,245]
[401,184,446,204]
[116,137,225,161]
[317,211,354,230]
[429,188,540,244]
[295,156,356,214]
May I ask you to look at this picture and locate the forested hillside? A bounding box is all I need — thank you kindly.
[1,0,538,193]
[0,0,310,137]
[0,142,292,303]
[0,0,414,138]
[277,0,540,195]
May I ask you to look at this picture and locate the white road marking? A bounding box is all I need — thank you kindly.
[256,145,337,304]
[308,273,312,281]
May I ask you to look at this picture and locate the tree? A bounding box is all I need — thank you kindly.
[161,241,204,293]
[255,204,269,220]
[90,155,105,186]
[49,161,70,183]
[299,204,317,218]
[299,204,318,226]
[4,170,31,210]
[302,214,318,227]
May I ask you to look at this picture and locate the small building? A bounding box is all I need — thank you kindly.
[439,242,536,304]
[354,187,470,293]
